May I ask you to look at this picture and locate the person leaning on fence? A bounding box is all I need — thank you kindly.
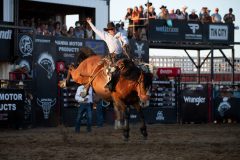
[75,85,93,133]
[86,18,129,91]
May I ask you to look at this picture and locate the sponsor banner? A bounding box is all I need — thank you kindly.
[148,19,234,44]
[129,40,149,63]
[0,89,25,127]
[157,67,181,77]
[149,19,182,42]
[214,93,240,122]
[185,22,203,41]
[18,34,34,58]
[0,27,13,61]
[34,35,58,126]
[181,84,209,123]
[55,37,83,65]
[203,23,234,44]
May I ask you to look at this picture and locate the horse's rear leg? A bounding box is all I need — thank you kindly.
[123,107,130,141]
[138,108,148,139]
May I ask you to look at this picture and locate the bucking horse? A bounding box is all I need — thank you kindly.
[59,47,152,140]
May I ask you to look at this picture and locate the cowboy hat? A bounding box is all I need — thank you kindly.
[145,2,152,6]
[160,5,167,9]
[191,9,197,13]
[181,5,188,10]
[104,22,116,31]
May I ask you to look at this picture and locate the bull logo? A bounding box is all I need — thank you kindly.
[37,98,56,119]
[37,53,55,79]
[134,42,145,59]
[19,35,33,57]
[218,97,231,117]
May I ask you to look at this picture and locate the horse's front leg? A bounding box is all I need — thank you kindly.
[123,106,130,141]
[138,108,148,139]
[134,103,148,139]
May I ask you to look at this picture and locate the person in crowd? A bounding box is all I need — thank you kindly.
[223,8,235,23]
[119,22,128,37]
[158,5,168,19]
[199,7,212,23]
[75,85,93,133]
[86,18,129,90]
[175,9,185,20]
[211,8,222,23]
[138,5,145,31]
[61,24,68,37]
[181,5,188,20]
[125,7,133,39]
[188,9,199,21]
[132,6,140,33]
[168,9,177,20]
[148,6,157,19]
[52,21,62,36]
[143,1,153,18]
[85,23,94,39]
[47,18,54,35]
[67,26,75,38]
[74,21,85,38]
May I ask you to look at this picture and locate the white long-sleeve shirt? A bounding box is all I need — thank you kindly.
[75,86,93,103]
[87,21,129,54]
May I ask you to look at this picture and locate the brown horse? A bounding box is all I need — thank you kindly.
[59,48,152,140]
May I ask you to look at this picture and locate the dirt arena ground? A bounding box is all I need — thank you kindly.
[0,123,240,160]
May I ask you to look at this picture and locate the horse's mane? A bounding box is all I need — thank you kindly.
[74,47,96,67]
[120,59,153,89]
[120,59,141,80]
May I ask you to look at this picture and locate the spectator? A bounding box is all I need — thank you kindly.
[175,9,185,20]
[158,5,168,19]
[117,22,128,37]
[52,21,62,37]
[74,21,85,38]
[138,5,145,29]
[67,26,75,38]
[148,6,157,19]
[181,5,188,20]
[61,24,68,37]
[124,7,133,38]
[85,23,94,39]
[75,85,93,133]
[199,7,212,23]
[132,6,140,32]
[188,9,199,21]
[223,8,235,23]
[169,9,177,20]
[211,8,222,23]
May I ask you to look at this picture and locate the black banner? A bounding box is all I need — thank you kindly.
[0,89,25,127]
[148,19,234,44]
[129,40,149,63]
[0,27,13,61]
[181,84,209,123]
[34,35,58,126]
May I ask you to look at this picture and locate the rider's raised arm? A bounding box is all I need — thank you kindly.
[87,19,107,41]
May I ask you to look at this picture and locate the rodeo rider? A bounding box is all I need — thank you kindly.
[86,18,130,91]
